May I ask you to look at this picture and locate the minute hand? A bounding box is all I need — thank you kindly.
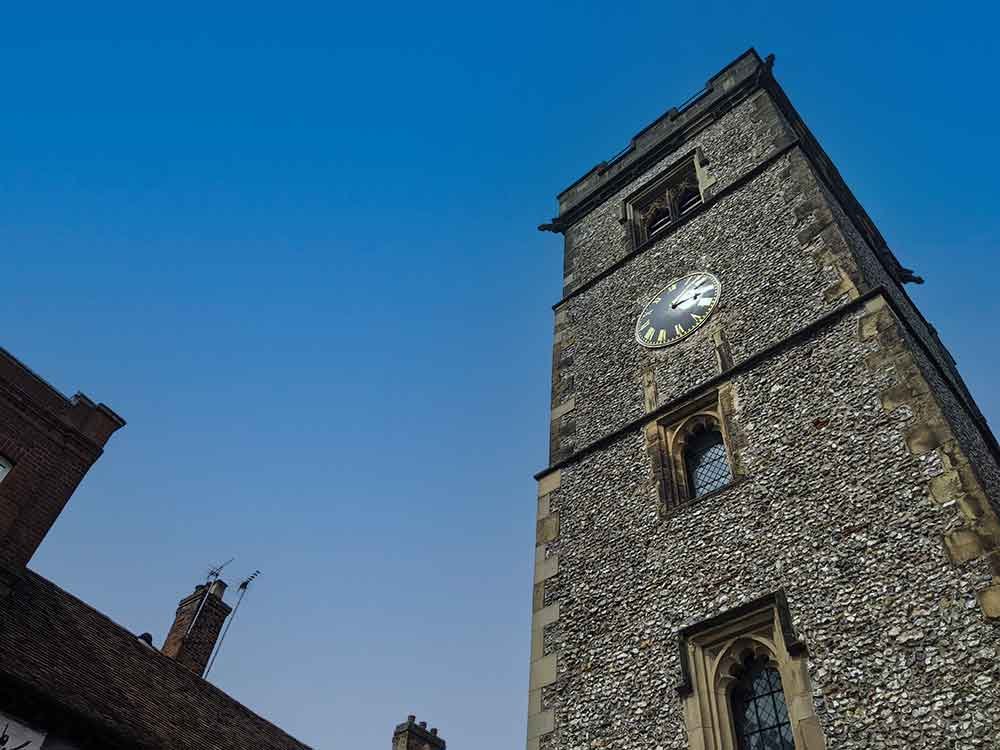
[672,290,703,309]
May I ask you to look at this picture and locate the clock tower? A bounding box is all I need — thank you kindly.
[529,50,1000,750]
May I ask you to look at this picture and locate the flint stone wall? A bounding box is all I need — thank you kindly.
[557,145,851,454]
[817,179,1000,514]
[539,308,1000,749]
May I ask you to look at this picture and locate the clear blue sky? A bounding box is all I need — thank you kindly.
[5,3,998,749]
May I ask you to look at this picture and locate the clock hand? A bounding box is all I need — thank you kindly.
[676,275,701,298]
[671,275,706,306]
[672,289,705,309]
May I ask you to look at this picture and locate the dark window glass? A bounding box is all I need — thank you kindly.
[684,426,731,498]
[644,198,673,235]
[731,653,795,750]
[673,169,701,214]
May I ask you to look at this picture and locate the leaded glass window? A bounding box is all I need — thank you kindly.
[730,653,795,750]
[684,426,731,498]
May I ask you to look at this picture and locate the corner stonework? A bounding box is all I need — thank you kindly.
[528,470,562,750]
[550,309,577,465]
[780,151,862,306]
[860,295,1000,617]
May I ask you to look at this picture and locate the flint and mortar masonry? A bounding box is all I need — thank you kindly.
[531,49,1000,750]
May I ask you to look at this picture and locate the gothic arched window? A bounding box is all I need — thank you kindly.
[624,155,706,246]
[683,425,732,498]
[730,652,795,750]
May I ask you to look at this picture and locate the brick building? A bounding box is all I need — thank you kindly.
[0,345,446,750]
[528,50,1000,749]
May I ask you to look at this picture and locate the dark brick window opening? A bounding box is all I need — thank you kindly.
[0,455,11,484]
[684,426,732,498]
[624,158,703,246]
[730,652,795,750]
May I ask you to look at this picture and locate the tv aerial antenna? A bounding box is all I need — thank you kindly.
[185,557,235,639]
[206,557,235,582]
[205,569,261,677]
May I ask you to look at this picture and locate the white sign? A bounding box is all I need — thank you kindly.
[0,712,46,750]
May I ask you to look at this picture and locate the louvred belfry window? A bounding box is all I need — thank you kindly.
[624,157,704,246]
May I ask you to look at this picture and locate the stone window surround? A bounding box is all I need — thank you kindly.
[650,389,740,514]
[676,591,827,750]
[619,147,715,249]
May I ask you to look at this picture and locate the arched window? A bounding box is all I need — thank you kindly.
[627,157,705,244]
[730,652,795,750]
[683,425,731,498]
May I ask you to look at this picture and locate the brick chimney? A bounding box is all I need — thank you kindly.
[161,579,232,676]
[0,348,125,594]
[393,716,446,750]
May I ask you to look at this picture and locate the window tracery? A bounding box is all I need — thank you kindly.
[676,593,826,750]
[620,151,711,247]
[646,392,739,514]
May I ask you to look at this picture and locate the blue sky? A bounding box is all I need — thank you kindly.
[5,3,998,749]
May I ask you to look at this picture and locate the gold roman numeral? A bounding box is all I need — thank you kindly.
[644,327,656,342]
[675,324,686,337]
[657,329,667,344]
[691,312,704,323]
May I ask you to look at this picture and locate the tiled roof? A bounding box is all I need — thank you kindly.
[0,569,313,750]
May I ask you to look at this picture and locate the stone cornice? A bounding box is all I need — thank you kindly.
[541,49,766,232]
[540,51,922,294]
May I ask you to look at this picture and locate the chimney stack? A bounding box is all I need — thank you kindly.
[393,716,446,750]
[161,579,232,676]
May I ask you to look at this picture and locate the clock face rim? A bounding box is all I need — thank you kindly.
[634,271,722,349]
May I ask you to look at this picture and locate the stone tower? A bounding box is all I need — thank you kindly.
[528,50,1000,750]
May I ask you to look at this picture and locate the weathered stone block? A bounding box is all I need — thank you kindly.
[928,470,962,504]
[529,653,557,690]
[976,582,1000,619]
[905,424,947,455]
[943,529,983,563]
[880,383,913,413]
[536,513,560,544]
[551,399,575,422]
[526,710,554,740]
[537,471,560,497]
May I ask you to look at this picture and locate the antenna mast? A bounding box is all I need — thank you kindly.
[184,557,234,638]
[205,569,261,677]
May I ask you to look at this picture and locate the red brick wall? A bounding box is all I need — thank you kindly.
[161,583,232,676]
[0,349,123,587]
